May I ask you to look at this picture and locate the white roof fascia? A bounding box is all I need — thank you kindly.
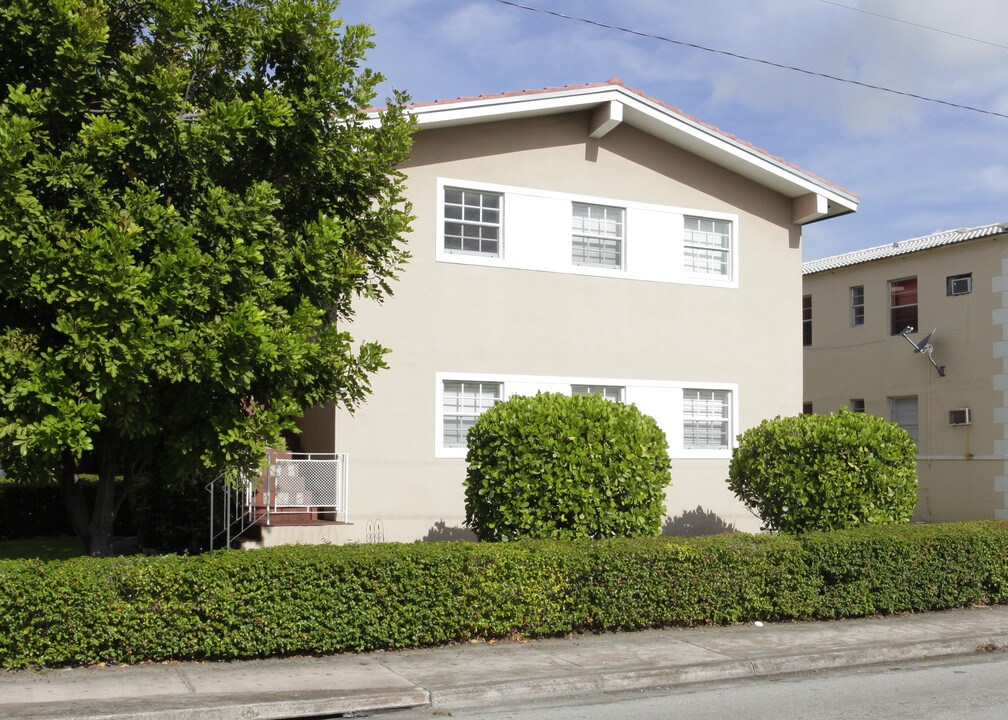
[613,93,856,212]
[369,85,857,217]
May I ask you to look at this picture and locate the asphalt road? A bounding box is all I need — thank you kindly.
[392,651,1008,720]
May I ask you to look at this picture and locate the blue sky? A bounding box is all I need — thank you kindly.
[338,0,1008,261]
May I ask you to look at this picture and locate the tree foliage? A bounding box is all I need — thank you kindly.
[727,408,918,533]
[0,0,413,554]
[464,393,671,541]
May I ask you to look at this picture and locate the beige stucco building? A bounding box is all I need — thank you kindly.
[803,222,1008,522]
[284,80,858,544]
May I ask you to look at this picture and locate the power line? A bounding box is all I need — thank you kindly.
[815,0,1008,52]
[493,0,1008,121]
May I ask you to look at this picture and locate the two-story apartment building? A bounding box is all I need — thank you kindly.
[275,80,858,544]
[803,222,1008,522]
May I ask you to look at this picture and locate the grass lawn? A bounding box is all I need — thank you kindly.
[0,536,85,560]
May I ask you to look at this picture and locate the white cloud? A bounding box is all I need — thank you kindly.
[975,166,1008,194]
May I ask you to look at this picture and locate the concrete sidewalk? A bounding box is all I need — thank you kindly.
[3,605,1008,720]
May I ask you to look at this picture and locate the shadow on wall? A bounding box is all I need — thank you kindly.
[421,520,478,542]
[662,505,737,537]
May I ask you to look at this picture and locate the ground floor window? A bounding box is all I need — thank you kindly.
[683,388,731,450]
[442,380,501,448]
[571,384,624,402]
[890,396,919,446]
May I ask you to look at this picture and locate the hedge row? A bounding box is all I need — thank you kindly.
[2,521,1008,668]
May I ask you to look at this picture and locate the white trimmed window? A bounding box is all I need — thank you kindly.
[571,384,624,402]
[444,188,502,256]
[442,380,501,448]
[684,216,731,276]
[572,202,623,268]
[683,388,731,449]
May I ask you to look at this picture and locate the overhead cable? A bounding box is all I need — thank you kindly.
[816,0,1008,52]
[493,0,1008,121]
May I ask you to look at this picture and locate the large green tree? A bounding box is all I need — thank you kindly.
[0,0,413,555]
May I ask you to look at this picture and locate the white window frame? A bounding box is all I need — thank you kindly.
[571,384,624,402]
[571,202,625,269]
[682,388,733,452]
[443,186,503,257]
[440,379,502,451]
[683,216,732,277]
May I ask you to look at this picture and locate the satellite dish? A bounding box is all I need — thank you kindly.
[900,327,945,376]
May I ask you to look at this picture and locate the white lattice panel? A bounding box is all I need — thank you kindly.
[270,457,346,510]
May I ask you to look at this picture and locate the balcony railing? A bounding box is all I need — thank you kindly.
[255,449,349,525]
[208,449,350,549]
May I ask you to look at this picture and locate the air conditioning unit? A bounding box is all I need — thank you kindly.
[948,408,972,426]
[949,275,972,296]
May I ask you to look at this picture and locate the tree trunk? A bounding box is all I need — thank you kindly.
[59,451,91,551]
[87,469,118,557]
[58,447,128,557]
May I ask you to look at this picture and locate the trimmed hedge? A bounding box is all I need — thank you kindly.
[465,392,671,540]
[2,521,1008,668]
[728,409,918,532]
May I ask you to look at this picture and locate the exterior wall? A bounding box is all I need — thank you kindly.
[303,111,805,542]
[803,236,1008,521]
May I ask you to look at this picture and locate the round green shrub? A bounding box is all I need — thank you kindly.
[727,407,918,533]
[463,392,671,541]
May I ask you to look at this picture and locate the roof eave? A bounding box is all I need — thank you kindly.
[369,84,858,221]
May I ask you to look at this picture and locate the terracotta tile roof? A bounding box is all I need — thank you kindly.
[371,79,857,200]
[803,221,1008,275]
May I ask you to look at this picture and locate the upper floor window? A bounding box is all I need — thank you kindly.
[947,273,972,296]
[572,384,624,402]
[444,188,502,256]
[850,285,865,327]
[889,277,917,336]
[572,202,623,269]
[802,295,812,347]
[683,388,731,450]
[684,216,731,277]
[442,380,501,448]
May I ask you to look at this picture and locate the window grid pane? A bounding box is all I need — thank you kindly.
[684,217,731,276]
[444,189,502,257]
[572,203,623,268]
[803,295,812,347]
[683,389,730,449]
[850,285,865,327]
[571,384,624,402]
[443,380,501,448]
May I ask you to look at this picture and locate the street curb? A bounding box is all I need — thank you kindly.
[428,633,1008,709]
[0,687,431,720]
